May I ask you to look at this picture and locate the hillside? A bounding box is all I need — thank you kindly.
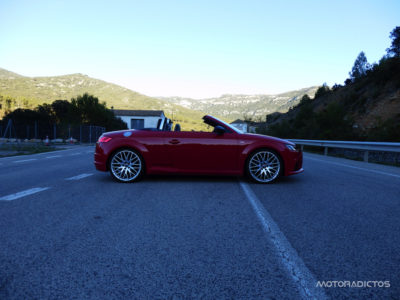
[0,69,23,79]
[263,57,400,141]
[158,86,318,121]
[0,67,319,129]
[0,68,212,130]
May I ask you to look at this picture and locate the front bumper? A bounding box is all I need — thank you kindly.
[284,149,303,176]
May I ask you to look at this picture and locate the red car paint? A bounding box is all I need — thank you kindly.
[94,115,303,179]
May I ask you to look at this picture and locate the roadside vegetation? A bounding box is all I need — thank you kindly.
[1,93,127,132]
[0,71,211,131]
[260,26,400,142]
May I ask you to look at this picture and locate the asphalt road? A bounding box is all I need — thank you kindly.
[0,146,399,299]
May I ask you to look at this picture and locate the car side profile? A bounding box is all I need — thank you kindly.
[94,115,303,183]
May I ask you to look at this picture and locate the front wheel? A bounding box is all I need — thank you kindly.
[109,149,144,183]
[247,150,282,183]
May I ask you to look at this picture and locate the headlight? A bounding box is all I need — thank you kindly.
[285,144,297,151]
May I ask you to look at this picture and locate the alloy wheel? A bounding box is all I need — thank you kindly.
[248,150,281,183]
[110,149,142,182]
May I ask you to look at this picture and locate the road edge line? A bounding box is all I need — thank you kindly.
[305,156,400,179]
[239,181,327,300]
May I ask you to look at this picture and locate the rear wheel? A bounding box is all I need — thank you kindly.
[247,149,281,183]
[109,149,144,183]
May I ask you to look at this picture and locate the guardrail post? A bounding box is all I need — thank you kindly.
[324,147,328,156]
[364,151,369,162]
[301,145,304,151]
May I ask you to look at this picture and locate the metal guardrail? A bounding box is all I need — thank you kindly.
[288,139,400,162]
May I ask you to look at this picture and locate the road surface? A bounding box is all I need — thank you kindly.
[0,146,399,299]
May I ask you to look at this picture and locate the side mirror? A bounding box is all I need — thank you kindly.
[214,125,226,135]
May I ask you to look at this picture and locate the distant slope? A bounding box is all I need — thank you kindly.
[0,68,23,79]
[0,68,211,130]
[263,57,400,141]
[158,87,318,121]
[0,67,319,130]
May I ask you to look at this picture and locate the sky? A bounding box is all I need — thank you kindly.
[0,0,399,98]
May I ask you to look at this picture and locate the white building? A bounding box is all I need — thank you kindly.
[113,110,165,129]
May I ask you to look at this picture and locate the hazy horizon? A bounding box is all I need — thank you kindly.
[1,66,318,100]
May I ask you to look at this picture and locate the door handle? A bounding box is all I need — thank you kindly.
[168,139,180,145]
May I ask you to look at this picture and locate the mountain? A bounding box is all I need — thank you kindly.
[0,68,212,130]
[0,67,318,129]
[158,87,318,121]
[0,68,23,79]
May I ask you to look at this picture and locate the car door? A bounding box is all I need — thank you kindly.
[166,131,239,173]
[131,130,172,171]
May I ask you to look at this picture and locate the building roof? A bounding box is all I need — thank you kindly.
[230,119,247,124]
[113,109,164,117]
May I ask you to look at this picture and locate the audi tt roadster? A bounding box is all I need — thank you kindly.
[94,115,303,183]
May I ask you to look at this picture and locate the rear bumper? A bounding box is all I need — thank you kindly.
[94,143,108,172]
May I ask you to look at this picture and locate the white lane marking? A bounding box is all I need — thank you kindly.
[65,173,93,180]
[68,153,81,156]
[13,159,37,163]
[86,150,93,154]
[0,187,50,201]
[306,156,400,179]
[239,182,327,300]
[45,155,61,159]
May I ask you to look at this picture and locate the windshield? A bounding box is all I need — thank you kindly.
[203,115,243,134]
[214,116,243,134]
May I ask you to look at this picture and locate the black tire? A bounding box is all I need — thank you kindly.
[109,148,144,183]
[246,149,282,183]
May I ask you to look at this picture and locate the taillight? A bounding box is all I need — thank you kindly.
[98,136,112,143]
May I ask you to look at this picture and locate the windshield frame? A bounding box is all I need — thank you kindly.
[203,115,243,134]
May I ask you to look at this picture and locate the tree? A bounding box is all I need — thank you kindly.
[315,103,353,140]
[70,93,127,130]
[242,113,254,123]
[299,94,312,105]
[386,26,400,57]
[2,94,126,132]
[314,83,330,98]
[51,100,79,124]
[349,51,370,81]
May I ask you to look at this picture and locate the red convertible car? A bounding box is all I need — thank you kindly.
[94,115,303,183]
